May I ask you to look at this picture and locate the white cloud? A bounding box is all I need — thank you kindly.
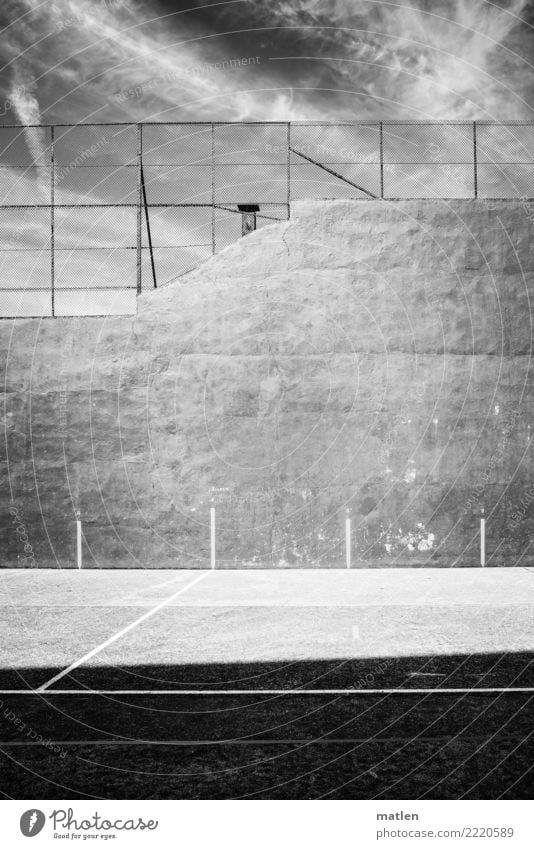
[243,0,532,119]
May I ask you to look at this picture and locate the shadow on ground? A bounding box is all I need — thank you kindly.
[0,652,532,800]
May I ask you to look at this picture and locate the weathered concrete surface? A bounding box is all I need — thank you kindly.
[1,200,533,567]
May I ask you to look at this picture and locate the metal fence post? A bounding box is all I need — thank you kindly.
[287,121,291,215]
[379,121,384,199]
[50,125,55,317]
[136,123,142,295]
[473,121,478,199]
[211,123,216,254]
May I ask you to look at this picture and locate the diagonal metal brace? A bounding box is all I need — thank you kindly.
[140,162,157,289]
[289,145,378,199]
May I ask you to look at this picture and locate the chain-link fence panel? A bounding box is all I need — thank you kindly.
[0,126,52,316]
[54,248,137,289]
[213,123,289,205]
[384,163,474,198]
[54,167,137,206]
[0,126,52,166]
[383,122,473,162]
[213,123,289,165]
[0,288,52,317]
[214,164,288,203]
[140,205,212,289]
[475,123,534,162]
[141,205,212,248]
[142,165,212,205]
[0,248,51,317]
[54,124,137,206]
[0,122,532,318]
[53,124,136,165]
[0,167,51,205]
[382,122,474,198]
[476,123,534,198]
[142,124,212,165]
[0,207,51,249]
[477,164,534,198]
[142,245,213,288]
[290,123,381,199]
[54,206,136,249]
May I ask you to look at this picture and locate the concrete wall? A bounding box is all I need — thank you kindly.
[1,199,533,568]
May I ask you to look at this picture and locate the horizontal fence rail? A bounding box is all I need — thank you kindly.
[0,121,533,318]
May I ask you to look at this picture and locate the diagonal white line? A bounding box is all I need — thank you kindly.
[36,571,211,692]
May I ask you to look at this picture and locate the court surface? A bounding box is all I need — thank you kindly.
[0,567,532,799]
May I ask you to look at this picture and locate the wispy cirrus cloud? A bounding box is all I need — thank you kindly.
[0,0,319,125]
[227,0,534,119]
[0,0,532,129]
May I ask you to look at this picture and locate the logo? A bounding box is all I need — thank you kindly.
[20,810,45,837]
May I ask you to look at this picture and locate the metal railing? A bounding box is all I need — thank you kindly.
[0,121,533,318]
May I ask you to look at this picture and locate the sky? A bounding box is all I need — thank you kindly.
[0,0,532,126]
[0,0,533,315]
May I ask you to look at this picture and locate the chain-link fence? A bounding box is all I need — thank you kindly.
[0,121,533,318]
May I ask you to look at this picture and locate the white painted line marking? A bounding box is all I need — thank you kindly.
[76,519,82,570]
[481,516,486,567]
[3,687,533,696]
[0,736,518,747]
[210,506,216,570]
[345,511,351,570]
[36,571,211,692]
